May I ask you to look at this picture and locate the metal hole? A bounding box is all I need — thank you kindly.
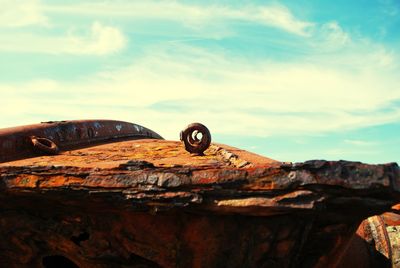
[87,128,94,139]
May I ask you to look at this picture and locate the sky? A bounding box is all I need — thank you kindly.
[0,0,399,164]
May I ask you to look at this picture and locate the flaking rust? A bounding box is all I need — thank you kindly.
[0,119,163,163]
[0,121,399,267]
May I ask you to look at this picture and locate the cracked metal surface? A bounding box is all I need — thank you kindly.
[0,139,399,267]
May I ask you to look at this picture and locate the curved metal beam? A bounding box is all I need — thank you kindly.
[0,120,163,163]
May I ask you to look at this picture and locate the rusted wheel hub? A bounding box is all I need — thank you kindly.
[180,123,211,155]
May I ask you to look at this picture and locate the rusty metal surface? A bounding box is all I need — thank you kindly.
[349,210,400,267]
[0,140,276,169]
[358,216,392,259]
[180,123,211,155]
[30,136,60,155]
[337,205,400,267]
[0,120,163,163]
[388,225,400,267]
[0,139,399,267]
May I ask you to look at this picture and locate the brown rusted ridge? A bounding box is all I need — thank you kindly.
[0,120,163,163]
[0,138,399,267]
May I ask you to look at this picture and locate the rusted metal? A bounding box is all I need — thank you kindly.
[0,139,399,267]
[30,136,59,155]
[0,120,399,267]
[338,209,400,267]
[349,211,400,267]
[180,122,211,155]
[388,225,400,267]
[0,120,163,163]
[359,215,392,259]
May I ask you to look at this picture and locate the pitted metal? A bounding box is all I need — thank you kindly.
[0,120,163,163]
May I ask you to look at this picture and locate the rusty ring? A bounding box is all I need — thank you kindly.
[180,123,211,155]
[30,136,59,155]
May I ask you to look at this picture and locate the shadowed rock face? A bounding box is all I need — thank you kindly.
[0,139,399,267]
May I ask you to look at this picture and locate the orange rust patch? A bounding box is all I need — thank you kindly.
[243,177,275,190]
[0,140,276,169]
[6,175,84,189]
[7,175,41,188]
[381,212,400,226]
[392,204,400,211]
[39,176,84,188]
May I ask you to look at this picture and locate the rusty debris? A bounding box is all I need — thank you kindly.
[180,122,211,155]
[338,211,400,267]
[0,121,399,267]
[0,120,163,163]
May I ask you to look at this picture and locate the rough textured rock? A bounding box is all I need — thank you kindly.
[0,139,399,267]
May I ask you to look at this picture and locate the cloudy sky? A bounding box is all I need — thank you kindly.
[1,0,399,163]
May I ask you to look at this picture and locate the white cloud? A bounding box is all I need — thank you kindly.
[44,2,313,36]
[370,48,395,67]
[344,139,378,146]
[320,21,350,46]
[1,44,399,139]
[0,21,126,55]
[323,148,378,157]
[66,22,127,55]
[253,5,313,36]
[0,0,48,27]
[0,3,398,140]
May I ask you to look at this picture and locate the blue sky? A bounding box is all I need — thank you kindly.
[1,0,399,164]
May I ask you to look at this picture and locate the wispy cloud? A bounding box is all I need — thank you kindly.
[44,2,313,36]
[344,139,378,146]
[323,148,379,158]
[0,21,126,55]
[0,0,399,159]
[0,1,311,56]
[318,21,350,47]
[0,0,48,27]
[1,43,399,139]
